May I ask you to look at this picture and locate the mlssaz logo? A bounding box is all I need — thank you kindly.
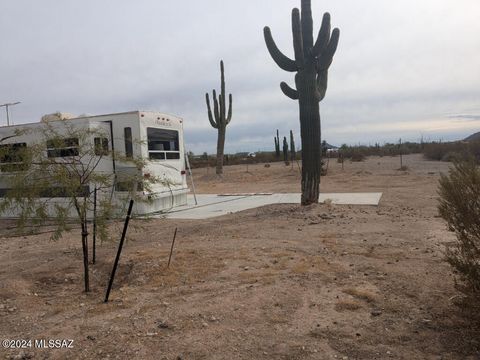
[35,339,74,349]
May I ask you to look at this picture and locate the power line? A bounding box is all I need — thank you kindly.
[0,101,21,126]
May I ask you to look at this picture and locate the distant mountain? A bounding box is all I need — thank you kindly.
[464,132,480,142]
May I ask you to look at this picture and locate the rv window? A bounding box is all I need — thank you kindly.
[46,137,79,158]
[124,127,133,158]
[147,128,180,160]
[115,180,144,192]
[0,143,29,172]
[166,152,180,160]
[94,137,109,156]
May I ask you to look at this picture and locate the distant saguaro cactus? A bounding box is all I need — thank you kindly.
[264,0,339,205]
[290,130,296,161]
[283,136,289,164]
[206,60,233,175]
[274,129,280,158]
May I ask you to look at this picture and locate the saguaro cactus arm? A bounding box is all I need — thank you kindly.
[280,82,299,100]
[226,94,233,124]
[312,13,331,56]
[205,93,218,129]
[316,70,328,101]
[315,27,339,101]
[316,28,340,70]
[292,9,304,67]
[263,28,298,72]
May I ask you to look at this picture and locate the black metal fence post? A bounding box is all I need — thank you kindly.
[167,227,178,268]
[92,187,97,264]
[104,199,134,303]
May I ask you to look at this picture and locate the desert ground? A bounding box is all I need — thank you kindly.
[1,154,479,360]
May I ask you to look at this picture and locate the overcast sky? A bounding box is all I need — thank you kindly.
[1,0,479,153]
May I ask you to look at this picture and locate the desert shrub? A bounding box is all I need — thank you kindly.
[441,151,462,163]
[350,152,365,162]
[424,142,461,161]
[424,141,480,163]
[337,142,421,159]
[438,160,480,296]
[320,159,328,175]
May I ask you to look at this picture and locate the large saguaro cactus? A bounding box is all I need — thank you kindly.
[290,130,296,161]
[205,60,233,175]
[283,136,289,164]
[264,0,339,205]
[274,129,280,158]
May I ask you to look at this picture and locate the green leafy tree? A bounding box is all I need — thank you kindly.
[0,122,160,292]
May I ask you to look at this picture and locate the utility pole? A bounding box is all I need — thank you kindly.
[0,102,21,126]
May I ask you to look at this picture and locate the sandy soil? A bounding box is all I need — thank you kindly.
[1,154,479,360]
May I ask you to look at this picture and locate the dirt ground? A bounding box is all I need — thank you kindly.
[1,154,479,360]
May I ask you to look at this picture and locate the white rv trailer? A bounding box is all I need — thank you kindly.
[0,111,189,216]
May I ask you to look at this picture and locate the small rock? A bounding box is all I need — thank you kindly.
[202,322,209,328]
[87,335,96,341]
[157,321,169,329]
[244,267,249,271]
[371,309,382,316]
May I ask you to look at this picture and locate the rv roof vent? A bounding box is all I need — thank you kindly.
[40,112,76,123]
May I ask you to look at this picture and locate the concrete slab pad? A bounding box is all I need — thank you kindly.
[156,192,382,220]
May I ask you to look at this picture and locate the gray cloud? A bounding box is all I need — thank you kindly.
[448,114,480,121]
[1,0,479,153]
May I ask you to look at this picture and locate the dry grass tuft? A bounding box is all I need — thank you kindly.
[334,299,362,312]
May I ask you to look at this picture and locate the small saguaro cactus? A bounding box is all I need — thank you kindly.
[264,0,339,205]
[205,60,233,175]
[290,130,296,161]
[283,136,289,164]
[274,129,280,158]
